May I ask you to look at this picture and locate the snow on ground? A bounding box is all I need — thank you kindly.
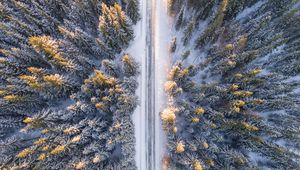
[236,1,267,21]
[294,0,300,10]
[251,44,286,74]
[154,0,173,169]
[248,152,267,165]
[258,68,271,76]
[126,0,147,168]
[254,44,286,64]
[284,75,300,83]
[292,87,300,94]
[260,110,287,119]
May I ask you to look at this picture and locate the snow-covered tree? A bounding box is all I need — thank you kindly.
[163,0,300,169]
[99,3,134,53]
[126,0,141,24]
[0,0,140,169]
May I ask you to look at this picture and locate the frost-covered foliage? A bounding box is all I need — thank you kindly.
[163,0,300,169]
[0,0,140,169]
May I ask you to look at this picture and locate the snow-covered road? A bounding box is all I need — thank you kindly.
[128,0,172,169]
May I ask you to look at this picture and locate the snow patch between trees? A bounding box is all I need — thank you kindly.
[236,1,266,21]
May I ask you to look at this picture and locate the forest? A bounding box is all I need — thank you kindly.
[0,0,140,169]
[162,0,300,169]
[1,0,300,170]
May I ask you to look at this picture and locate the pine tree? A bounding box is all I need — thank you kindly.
[126,0,141,24]
[122,54,139,77]
[167,0,176,14]
[170,37,177,53]
[182,19,195,46]
[175,7,184,30]
[99,3,134,53]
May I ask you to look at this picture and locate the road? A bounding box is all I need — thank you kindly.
[146,0,155,168]
[129,0,172,169]
[147,0,172,169]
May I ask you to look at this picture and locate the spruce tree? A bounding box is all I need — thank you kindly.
[126,0,141,24]
[175,7,184,30]
[99,3,134,53]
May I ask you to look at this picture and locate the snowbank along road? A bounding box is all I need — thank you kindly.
[127,0,147,169]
